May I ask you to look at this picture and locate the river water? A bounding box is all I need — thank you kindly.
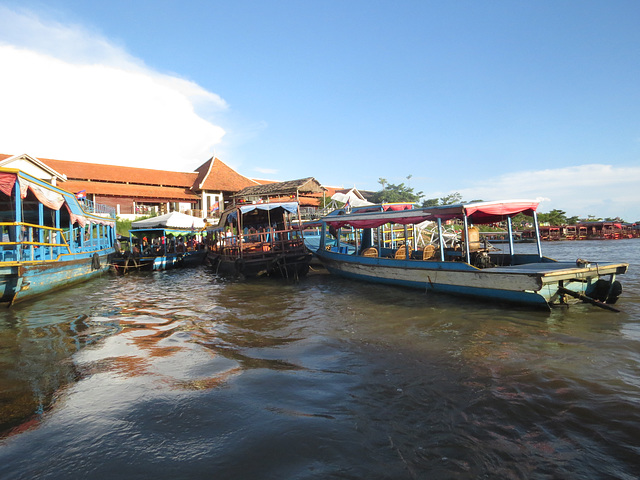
[0,240,638,479]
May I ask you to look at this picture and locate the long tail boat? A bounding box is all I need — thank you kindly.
[0,168,116,305]
[313,200,628,311]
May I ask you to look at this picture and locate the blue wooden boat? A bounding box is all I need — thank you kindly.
[313,200,629,311]
[206,202,312,278]
[114,212,207,272]
[0,168,116,305]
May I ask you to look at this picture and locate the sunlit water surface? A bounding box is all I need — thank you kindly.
[0,240,639,479]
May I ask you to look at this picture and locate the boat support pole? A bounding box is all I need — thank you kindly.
[507,217,515,258]
[437,218,445,262]
[532,211,543,259]
[557,286,621,313]
[404,224,409,256]
[14,179,22,262]
[463,215,471,264]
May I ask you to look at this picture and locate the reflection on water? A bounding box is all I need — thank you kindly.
[0,240,638,479]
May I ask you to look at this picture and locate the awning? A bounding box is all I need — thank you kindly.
[132,211,205,229]
[463,200,539,223]
[227,202,299,221]
[322,200,539,228]
[0,171,117,227]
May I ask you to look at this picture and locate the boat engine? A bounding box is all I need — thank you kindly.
[474,251,493,269]
[588,278,623,304]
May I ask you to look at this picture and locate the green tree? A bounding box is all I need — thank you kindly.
[421,197,440,207]
[421,192,465,207]
[370,182,423,204]
[538,209,567,225]
[439,192,463,205]
[511,213,533,228]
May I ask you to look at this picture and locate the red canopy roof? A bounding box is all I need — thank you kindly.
[323,200,539,228]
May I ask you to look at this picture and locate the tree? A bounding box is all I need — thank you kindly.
[439,192,463,205]
[537,209,567,225]
[421,198,440,207]
[370,182,423,204]
[421,192,464,208]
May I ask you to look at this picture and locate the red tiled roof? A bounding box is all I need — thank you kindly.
[42,157,198,187]
[194,157,258,192]
[61,180,199,201]
[0,154,11,162]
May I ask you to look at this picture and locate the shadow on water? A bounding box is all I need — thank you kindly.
[0,239,639,479]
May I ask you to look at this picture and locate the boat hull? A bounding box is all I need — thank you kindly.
[0,252,113,305]
[207,250,312,279]
[113,250,207,273]
[316,251,627,310]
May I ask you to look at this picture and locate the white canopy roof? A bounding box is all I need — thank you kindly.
[131,211,205,229]
[331,191,374,207]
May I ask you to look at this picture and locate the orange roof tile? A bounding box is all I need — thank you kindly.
[42,157,198,187]
[194,157,258,192]
[61,180,199,201]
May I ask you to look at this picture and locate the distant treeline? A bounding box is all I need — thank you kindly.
[367,179,634,224]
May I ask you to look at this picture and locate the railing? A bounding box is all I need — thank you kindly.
[80,198,116,218]
[209,227,306,259]
[0,222,71,262]
[0,221,113,263]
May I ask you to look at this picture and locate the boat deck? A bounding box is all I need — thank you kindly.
[487,261,624,275]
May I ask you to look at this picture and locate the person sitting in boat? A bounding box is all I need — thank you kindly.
[225,226,235,245]
[247,227,259,242]
[177,235,185,252]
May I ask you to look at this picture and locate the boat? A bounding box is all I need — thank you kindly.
[312,200,629,311]
[0,168,116,305]
[205,202,312,278]
[480,231,534,244]
[113,211,207,272]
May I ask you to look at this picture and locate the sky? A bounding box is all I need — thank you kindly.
[1,1,639,221]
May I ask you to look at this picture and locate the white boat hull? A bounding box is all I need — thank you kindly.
[317,252,627,309]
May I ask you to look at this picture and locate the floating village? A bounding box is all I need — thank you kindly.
[0,153,635,311]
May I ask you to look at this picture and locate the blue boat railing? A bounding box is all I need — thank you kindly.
[0,221,113,263]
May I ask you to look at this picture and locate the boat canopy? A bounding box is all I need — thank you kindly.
[322,200,539,228]
[0,170,112,227]
[131,211,205,229]
[227,202,299,221]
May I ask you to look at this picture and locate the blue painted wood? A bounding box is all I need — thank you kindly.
[0,169,116,305]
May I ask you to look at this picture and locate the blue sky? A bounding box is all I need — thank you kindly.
[1,1,639,221]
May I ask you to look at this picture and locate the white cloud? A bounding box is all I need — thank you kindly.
[0,6,227,171]
[457,164,640,220]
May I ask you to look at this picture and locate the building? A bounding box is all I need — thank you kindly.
[0,153,258,220]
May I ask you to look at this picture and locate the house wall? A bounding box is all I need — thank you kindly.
[96,195,137,215]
